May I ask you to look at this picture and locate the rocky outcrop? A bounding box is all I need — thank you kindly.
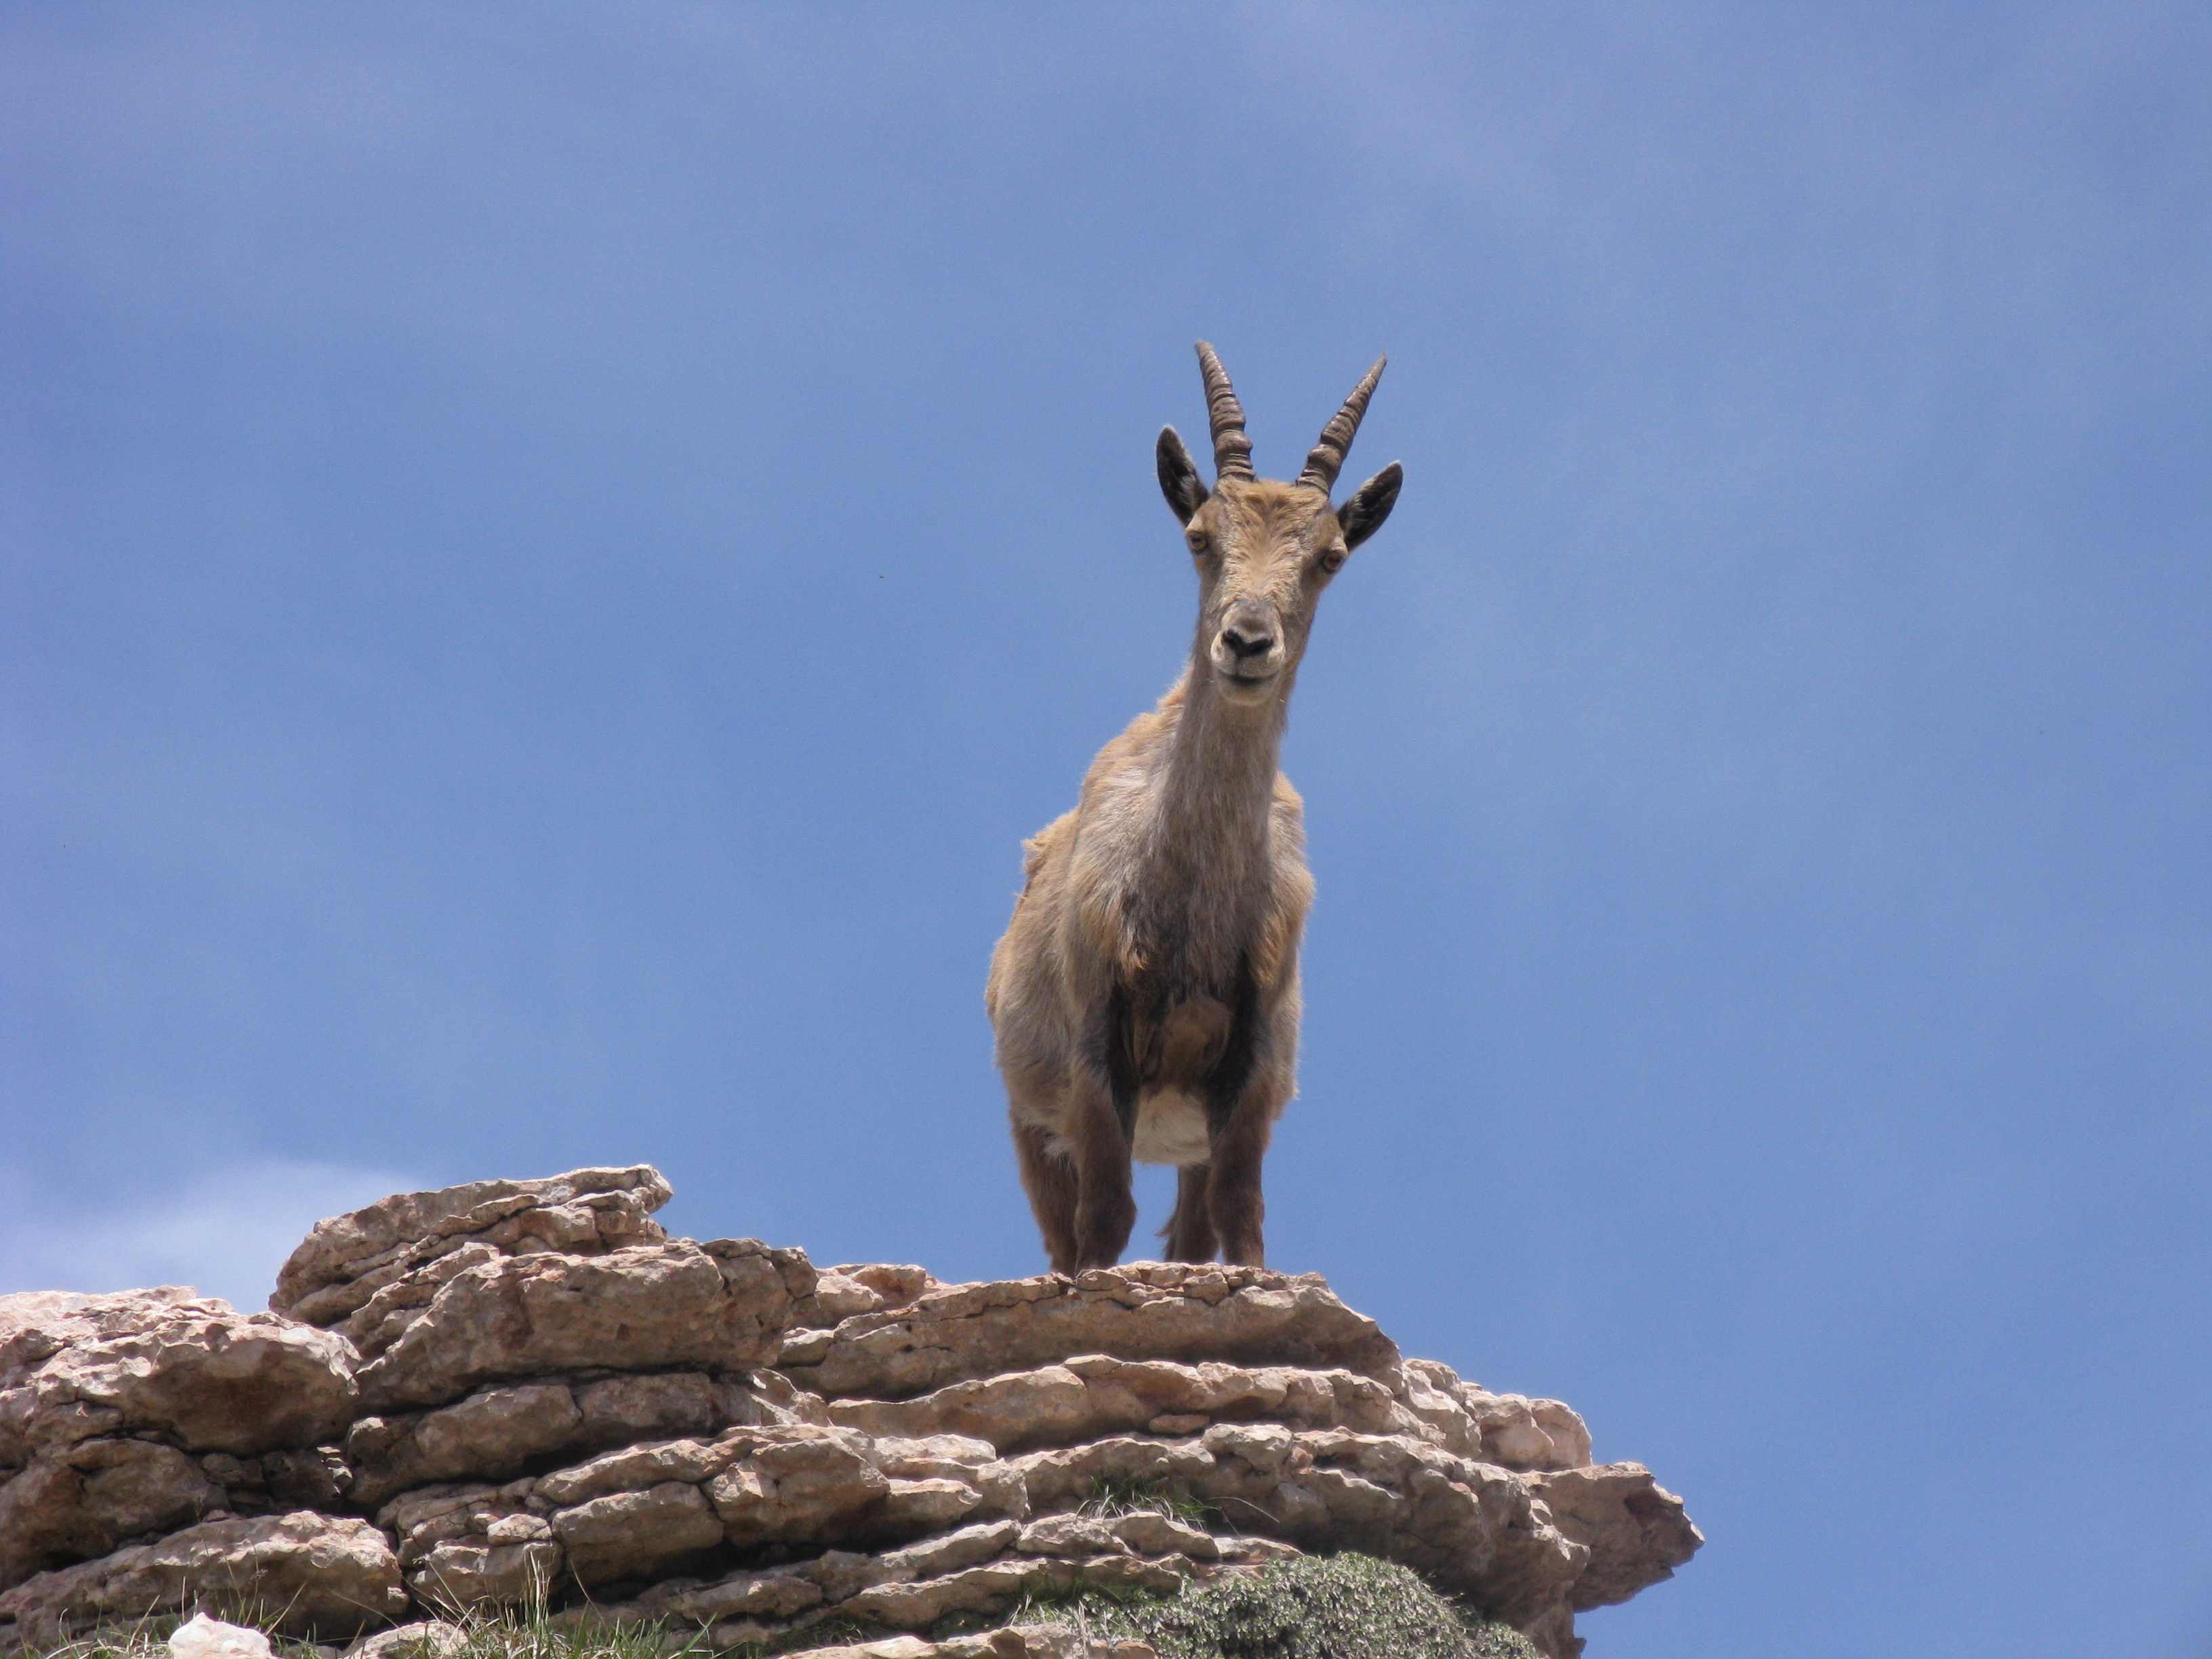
[0,1168,1699,1657]
[345,1239,809,1415]
[270,1166,676,1332]
[0,1288,360,1595]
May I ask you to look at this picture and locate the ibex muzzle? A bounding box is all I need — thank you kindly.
[1214,601,1282,684]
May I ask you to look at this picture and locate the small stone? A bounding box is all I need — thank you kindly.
[343,1620,468,1659]
[405,1538,563,1616]
[168,1612,274,1659]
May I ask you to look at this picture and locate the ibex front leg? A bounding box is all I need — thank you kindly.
[1204,995,1286,1268]
[1065,1070,1138,1269]
[1009,1111,1082,1275]
[1065,999,1141,1269]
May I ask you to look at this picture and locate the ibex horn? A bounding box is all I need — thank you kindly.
[1296,354,1387,495]
[1195,341,1255,481]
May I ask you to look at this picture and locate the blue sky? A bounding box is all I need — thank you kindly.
[4,5,2207,1654]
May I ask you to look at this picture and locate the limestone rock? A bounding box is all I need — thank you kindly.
[1532,1462,1704,1611]
[346,1367,814,1509]
[0,1290,357,1464]
[762,1626,1153,1659]
[271,1166,675,1330]
[0,1512,405,1641]
[0,1439,219,1590]
[199,1447,354,1517]
[0,1170,1697,1659]
[827,1355,1433,1455]
[779,1265,1399,1402]
[0,1289,359,1593]
[552,1479,724,1584]
[1004,1425,1586,1626]
[379,1422,962,1608]
[631,1556,830,1623]
[796,1265,941,1329]
[167,1611,275,1659]
[342,1620,468,1659]
[345,1384,583,1509]
[1399,1359,1592,1473]
[571,1534,1192,1653]
[352,1240,811,1412]
[577,1371,721,1443]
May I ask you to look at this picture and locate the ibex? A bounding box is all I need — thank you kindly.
[985,342,1403,1271]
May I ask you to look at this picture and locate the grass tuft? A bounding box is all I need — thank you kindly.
[1073,1476,1221,1529]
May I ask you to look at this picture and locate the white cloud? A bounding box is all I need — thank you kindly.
[0,1160,421,1313]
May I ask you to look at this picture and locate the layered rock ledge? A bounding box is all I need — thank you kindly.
[0,1167,1700,1658]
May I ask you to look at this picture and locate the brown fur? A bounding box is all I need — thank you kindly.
[985,350,1401,1271]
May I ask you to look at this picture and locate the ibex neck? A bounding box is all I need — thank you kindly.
[1152,662,1289,854]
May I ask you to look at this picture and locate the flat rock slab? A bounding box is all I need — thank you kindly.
[0,1289,357,1465]
[353,1239,813,1412]
[0,1512,406,1642]
[342,1367,815,1509]
[378,1422,1017,1606]
[823,1352,1591,1471]
[779,1265,1401,1401]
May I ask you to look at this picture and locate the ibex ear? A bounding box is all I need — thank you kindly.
[1157,426,1210,524]
[1337,462,1403,551]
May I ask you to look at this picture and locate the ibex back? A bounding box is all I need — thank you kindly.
[985,342,1404,1271]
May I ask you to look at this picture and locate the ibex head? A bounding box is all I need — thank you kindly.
[1154,342,1403,705]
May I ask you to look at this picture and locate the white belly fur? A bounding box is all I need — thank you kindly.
[1131,1089,1210,1166]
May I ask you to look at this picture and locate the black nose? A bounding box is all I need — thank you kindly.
[1221,622,1275,661]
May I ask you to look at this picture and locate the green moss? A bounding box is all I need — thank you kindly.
[987,1553,1538,1659]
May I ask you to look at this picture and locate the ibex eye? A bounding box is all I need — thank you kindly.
[1187,531,1210,554]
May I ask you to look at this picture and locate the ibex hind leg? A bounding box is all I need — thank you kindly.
[1011,1118,1082,1275]
[1161,1164,1218,1262]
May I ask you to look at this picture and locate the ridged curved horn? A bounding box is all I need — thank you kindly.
[1195,341,1255,480]
[1297,354,1387,494]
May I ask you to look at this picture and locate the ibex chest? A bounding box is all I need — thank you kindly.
[1118,990,1238,1167]
[1123,838,1270,984]
[1112,929,1261,1167]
